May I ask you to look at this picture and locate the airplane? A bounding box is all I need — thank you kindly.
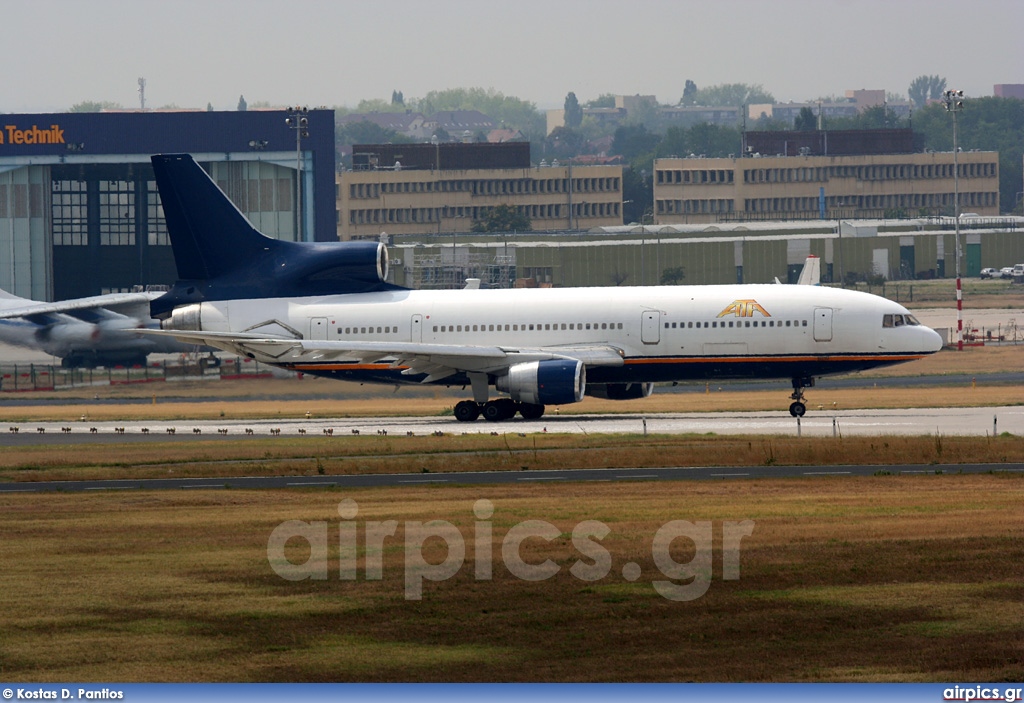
[145,153,944,421]
[0,286,204,368]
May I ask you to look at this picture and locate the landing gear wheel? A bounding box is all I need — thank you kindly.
[454,400,481,422]
[518,403,545,420]
[483,398,517,422]
[789,376,813,417]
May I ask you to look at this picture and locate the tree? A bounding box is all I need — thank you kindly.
[693,83,774,107]
[391,90,404,106]
[544,126,586,160]
[794,106,817,131]
[471,204,531,232]
[681,80,698,105]
[68,101,122,113]
[564,92,583,129]
[587,94,616,108]
[411,88,545,142]
[908,75,946,109]
[206,102,214,112]
[237,95,247,111]
[660,266,686,285]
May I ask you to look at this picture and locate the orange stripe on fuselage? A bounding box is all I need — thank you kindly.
[282,354,928,372]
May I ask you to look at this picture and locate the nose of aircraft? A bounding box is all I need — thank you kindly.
[923,325,944,352]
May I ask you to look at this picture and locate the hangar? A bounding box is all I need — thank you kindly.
[0,109,335,301]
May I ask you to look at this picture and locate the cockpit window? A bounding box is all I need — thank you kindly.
[883,313,921,328]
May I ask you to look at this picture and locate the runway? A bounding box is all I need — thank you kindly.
[1,462,1021,493]
[2,405,1022,443]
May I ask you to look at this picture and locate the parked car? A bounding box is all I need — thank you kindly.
[999,266,1016,279]
[980,267,998,279]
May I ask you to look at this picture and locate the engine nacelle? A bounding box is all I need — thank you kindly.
[585,382,655,400]
[163,304,203,331]
[495,359,586,406]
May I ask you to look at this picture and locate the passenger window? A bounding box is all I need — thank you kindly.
[586,323,591,330]
[602,323,607,330]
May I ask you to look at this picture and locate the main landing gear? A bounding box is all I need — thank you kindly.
[789,376,814,417]
[454,399,545,423]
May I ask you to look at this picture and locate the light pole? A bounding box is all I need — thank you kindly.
[942,89,965,351]
[286,106,310,241]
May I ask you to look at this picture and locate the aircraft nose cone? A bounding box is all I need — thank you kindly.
[925,326,944,352]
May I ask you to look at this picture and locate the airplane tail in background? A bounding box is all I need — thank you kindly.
[150,154,403,317]
[797,255,821,286]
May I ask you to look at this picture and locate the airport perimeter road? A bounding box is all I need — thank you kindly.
[1,463,1022,493]
[1,405,1022,443]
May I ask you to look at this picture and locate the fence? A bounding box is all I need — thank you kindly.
[0,357,273,392]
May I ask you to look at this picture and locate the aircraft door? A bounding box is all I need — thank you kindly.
[813,307,833,342]
[410,314,423,342]
[641,311,661,344]
[309,317,328,340]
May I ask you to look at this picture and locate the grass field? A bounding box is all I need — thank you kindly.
[1,476,1021,681]
[1,322,1021,682]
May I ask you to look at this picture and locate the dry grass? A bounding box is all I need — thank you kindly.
[2,433,1024,484]
[0,476,1021,681]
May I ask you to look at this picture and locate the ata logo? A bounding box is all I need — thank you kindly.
[717,299,771,318]
[1,124,66,145]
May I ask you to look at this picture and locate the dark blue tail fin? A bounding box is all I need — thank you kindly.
[151,154,281,281]
[150,153,403,318]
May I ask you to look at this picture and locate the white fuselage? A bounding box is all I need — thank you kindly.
[181,284,942,385]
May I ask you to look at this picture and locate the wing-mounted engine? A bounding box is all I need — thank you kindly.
[585,382,655,400]
[495,359,586,405]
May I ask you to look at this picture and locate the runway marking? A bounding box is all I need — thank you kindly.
[399,479,449,483]
[711,472,750,476]
[181,484,224,489]
[803,471,852,475]
[85,486,134,490]
[619,474,658,478]
[287,481,337,486]
[518,476,564,481]
[0,488,37,492]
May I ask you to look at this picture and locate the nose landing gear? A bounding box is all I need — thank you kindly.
[789,376,814,417]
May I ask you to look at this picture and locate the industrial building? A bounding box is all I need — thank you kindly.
[0,109,335,301]
[337,142,624,240]
[653,130,1000,225]
[385,217,1023,290]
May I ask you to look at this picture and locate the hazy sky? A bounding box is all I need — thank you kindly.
[3,0,1021,114]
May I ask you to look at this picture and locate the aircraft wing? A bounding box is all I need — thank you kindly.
[0,292,157,320]
[141,329,624,382]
